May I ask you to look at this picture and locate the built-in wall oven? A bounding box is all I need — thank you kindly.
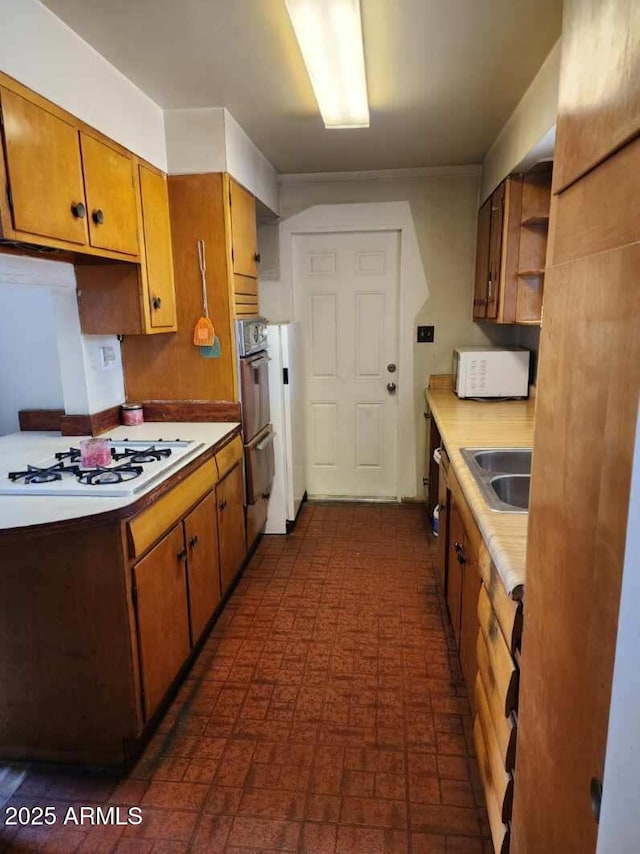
[236,318,275,546]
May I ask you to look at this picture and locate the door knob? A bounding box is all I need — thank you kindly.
[92,209,105,225]
[70,202,86,219]
[386,382,397,394]
[387,363,397,373]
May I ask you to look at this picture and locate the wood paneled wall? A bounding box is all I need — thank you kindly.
[121,174,238,403]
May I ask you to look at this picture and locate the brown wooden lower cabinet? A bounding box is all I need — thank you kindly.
[459,551,482,714]
[435,437,522,854]
[446,498,465,644]
[184,492,221,647]
[0,434,248,766]
[218,462,247,595]
[133,524,191,721]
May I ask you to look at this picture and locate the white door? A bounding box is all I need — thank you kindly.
[295,231,400,499]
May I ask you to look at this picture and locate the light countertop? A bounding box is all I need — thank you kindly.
[425,388,536,598]
[0,422,240,532]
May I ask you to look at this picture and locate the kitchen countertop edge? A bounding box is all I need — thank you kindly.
[0,422,241,538]
[426,388,533,600]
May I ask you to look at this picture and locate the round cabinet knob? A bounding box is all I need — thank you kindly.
[386,382,397,394]
[189,535,199,549]
[590,777,603,824]
[453,541,462,553]
[254,252,261,263]
[92,209,105,225]
[387,363,397,373]
[152,296,162,310]
[70,202,86,219]
[177,548,187,562]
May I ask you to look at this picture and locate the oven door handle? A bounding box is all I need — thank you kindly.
[250,356,270,370]
[256,431,276,452]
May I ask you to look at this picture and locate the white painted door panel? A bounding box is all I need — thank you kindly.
[295,231,399,498]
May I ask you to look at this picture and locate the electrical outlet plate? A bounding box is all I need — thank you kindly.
[417,325,435,343]
[98,345,116,371]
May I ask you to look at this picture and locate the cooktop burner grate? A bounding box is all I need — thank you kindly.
[111,446,172,464]
[8,463,81,484]
[76,464,144,485]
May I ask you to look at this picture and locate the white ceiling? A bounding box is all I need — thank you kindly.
[42,0,563,174]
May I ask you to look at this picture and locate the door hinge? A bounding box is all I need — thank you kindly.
[131,577,138,608]
[283,367,289,385]
[228,188,232,207]
[0,107,4,129]
[231,247,234,263]
[5,182,12,213]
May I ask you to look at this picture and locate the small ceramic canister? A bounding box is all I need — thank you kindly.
[121,403,144,427]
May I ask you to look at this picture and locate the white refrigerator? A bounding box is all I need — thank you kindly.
[265,322,306,534]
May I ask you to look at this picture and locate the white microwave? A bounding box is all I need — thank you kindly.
[453,347,530,399]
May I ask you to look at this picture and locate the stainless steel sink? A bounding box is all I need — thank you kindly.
[472,449,532,475]
[489,475,530,509]
[461,448,532,513]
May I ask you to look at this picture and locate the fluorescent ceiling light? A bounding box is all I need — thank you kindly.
[285,0,370,128]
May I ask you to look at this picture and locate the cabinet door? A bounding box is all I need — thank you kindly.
[459,550,482,714]
[473,198,491,319]
[80,133,139,256]
[512,240,640,854]
[437,468,449,592]
[133,524,190,721]
[446,500,465,645]
[0,89,88,245]
[487,183,505,319]
[217,463,247,595]
[554,0,640,192]
[229,178,258,278]
[185,493,221,646]
[139,165,176,329]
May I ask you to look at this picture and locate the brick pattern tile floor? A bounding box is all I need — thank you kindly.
[0,503,493,853]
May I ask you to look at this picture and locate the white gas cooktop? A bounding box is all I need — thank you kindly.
[0,439,205,497]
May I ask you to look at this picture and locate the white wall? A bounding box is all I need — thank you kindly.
[480,40,561,202]
[223,111,279,215]
[164,108,227,176]
[597,409,640,852]
[0,0,167,170]
[260,168,516,497]
[0,285,64,436]
[0,255,124,433]
[165,107,279,213]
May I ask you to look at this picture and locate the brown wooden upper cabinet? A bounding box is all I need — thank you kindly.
[473,167,552,326]
[0,86,140,260]
[80,133,138,256]
[229,178,259,278]
[553,0,640,193]
[139,165,176,329]
[0,89,89,246]
[473,198,492,319]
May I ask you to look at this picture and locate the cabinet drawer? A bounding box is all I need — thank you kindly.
[478,585,519,716]
[215,435,243,481]
[127,458,217,558]
[473,716,511,854]
[475,684,514,822]
[478,549,523,653]
[477,634,517,772]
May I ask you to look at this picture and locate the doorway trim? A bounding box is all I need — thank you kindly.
[279,202,429,500]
